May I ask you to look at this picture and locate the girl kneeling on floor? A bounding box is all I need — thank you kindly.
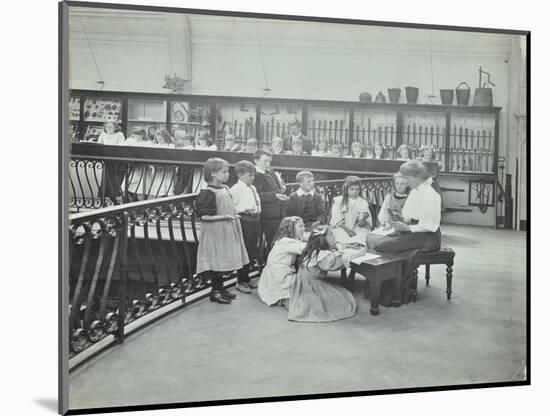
[258,216,307,307]
[195,158,249,304]
[288,226,367,322]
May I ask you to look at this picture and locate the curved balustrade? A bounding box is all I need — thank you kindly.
[69,143,402,212]
[68,194,212,364]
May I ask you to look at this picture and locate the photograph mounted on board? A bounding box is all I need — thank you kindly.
[59,1,529,414]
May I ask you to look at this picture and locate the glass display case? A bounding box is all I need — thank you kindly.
[169,100,211,139]
[449,112,497,173]
[81,96,123,142]
[259,103,302,147]
[127,98,167,137]
[352,108,397,159]
[307,105,350,155]
[215,102,256,150]
[401,110,446,170]
[68,89,501,178]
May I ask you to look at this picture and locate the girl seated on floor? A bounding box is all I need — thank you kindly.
[258,216,307,308]
[288,225,366,322]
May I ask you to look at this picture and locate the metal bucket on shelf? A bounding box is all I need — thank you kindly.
[473,88,493,107]
[440,89,454,105]
[405,86,419,104]
[455,82,470,106]
[387,88,401,103]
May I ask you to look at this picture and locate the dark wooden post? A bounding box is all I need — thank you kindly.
[444,111,451,171]
[255,103,261,145]
[348,108,354,150]
[396,110,403,147]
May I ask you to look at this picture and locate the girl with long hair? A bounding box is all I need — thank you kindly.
[330,176,372,248]
[258,216,306,307]
[287,226,366,322]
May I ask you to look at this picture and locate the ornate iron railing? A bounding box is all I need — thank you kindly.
[69,143,406,212]
[68,193,223,366]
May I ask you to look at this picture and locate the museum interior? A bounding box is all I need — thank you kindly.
[64,5,528,411]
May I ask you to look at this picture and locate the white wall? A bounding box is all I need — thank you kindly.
[68,7,527,227]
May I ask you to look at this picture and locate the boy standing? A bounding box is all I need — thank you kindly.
[252,150,288,250]
[230,160,262,293]
[286,171,327,230]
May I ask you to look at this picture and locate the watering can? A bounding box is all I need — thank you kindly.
[473,67,495,107]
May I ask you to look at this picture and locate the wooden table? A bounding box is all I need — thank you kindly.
[350,251,410,316]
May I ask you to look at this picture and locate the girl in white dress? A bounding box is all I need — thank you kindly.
[330,176,372,249]
[258,216,306,307]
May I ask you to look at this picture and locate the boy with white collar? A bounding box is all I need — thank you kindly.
[286,171,327,230]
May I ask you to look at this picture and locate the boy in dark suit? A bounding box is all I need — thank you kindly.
[252,150,288,251]
[284,120,313,155]
[286,171,327,230]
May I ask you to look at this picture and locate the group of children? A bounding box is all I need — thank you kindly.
[194,153,413,322]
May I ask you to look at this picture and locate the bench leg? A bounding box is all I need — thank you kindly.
[446,263,453,300]
[412,266,419,303]
[425,264,431,286]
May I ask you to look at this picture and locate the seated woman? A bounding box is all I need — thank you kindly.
[366,160,441,303]
[258,217,307,307]
[288,226,366,323]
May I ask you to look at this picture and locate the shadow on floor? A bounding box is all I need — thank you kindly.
[33,398,58,413]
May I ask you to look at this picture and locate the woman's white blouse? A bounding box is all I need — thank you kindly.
[402,179,441,233]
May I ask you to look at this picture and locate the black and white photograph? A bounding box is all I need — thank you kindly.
[56,1,530,414]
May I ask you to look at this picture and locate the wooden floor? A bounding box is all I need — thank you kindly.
[69,225,527,410]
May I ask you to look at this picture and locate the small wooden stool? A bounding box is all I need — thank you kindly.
[412,247,455,302]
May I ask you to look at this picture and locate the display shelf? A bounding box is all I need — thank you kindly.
[68,89,501,174]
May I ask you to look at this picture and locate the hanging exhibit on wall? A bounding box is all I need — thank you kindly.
[59,1,530,415]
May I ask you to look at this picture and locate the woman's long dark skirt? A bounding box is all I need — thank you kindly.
[366,229,441,305]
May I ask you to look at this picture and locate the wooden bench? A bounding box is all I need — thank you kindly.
[411,247,455,302]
